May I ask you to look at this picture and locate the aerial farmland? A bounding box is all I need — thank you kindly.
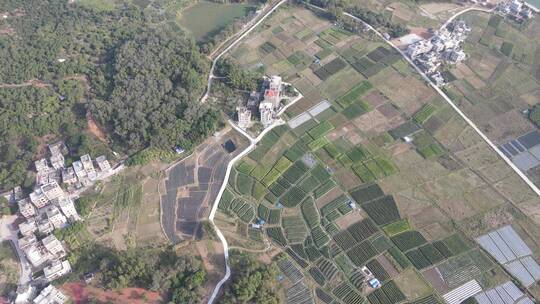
[214,4,540,304]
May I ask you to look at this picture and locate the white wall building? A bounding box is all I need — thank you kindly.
[80,154,97,180]
[19,198,37,218]
[33,285,68,304]
[57,197,80,221]
[259,102,274,128]
[42,234,66,258]
[30,189,49,209]
[45,206,67,229]
[236,106,252,130]
[19,219,38,237]
[41,181,64,202]
[43,260,71,282]
[95,155,111,173]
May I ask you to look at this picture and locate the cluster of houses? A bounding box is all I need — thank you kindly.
[406,20,471,86]
[35,142,112,191]
[496,0,537,20]
[236,75,284,129]
[8,142,113,303]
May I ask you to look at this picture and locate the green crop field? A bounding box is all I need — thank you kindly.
[213,5,534,303]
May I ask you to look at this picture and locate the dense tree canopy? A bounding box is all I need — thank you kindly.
[219,251,279,304]
[90,27,220,152]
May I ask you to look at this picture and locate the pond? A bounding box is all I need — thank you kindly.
[178,1,255,41]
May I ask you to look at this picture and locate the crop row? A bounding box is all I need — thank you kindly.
[312,225,330,248]
[346,240,377,266]
[391,231,427,252]
[320,194,350,217]
[309,267,326,286]
[317,258,339,280]
[333,282,365,304]
[366,259,390,282]
[267,227,287,247]
[349,183,385,204]
[362,195,400,226]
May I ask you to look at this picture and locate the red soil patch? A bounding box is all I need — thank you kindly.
[87,113,108,143]
[61,282,163,304]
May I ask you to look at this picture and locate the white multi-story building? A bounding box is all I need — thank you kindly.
[41,181,64,202]
[236,106,252,130]
[43,260,71,282]
[42,234,66,258]
[57,197,79,221]
[30,189,49,209]
[24,245,50,268]
[61,167,77,185]
[45,205,67,229]
[18,234,38,250]
[95,155,111,173]
[263,75,282,108]
[49,154,65,171]
[72,161,87,180]
[34,159,50,175]
[80,154,97,180]
[19,198,37,218]
[19,219,38,236]
[33,285,68,304]
[15,284,37,304]
[259,102,274,128]
[37,218,54,235]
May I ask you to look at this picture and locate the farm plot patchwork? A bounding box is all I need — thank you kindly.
[216,5,537,303]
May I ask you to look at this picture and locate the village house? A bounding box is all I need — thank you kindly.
[45,205,67,229]
[61,167,77,185]
[15,284,37,304]
[95,155,111,173]
[29,188,49,209]
[24,245,51,268]
[236,106,252,130]
[56,197,79,221]
[41,181,64,202]
[19,219,38,237]
[43,260,71,282]
[37,218,54,235]
[81,154,97,180]
[259,102,275,128]
[18,198,37,218]
[18,234,38,251]
[33,285,68,304]
[42,234,66,258]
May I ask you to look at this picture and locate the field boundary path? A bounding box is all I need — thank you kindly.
[201,0,288,103]
[338,7,540,197]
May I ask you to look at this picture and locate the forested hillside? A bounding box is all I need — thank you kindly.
[0,0,220,189]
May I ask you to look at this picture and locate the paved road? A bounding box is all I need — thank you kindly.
[0,215,32,286]
[340,8,540,196]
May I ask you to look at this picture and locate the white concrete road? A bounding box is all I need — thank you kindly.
[0,215,32,286]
